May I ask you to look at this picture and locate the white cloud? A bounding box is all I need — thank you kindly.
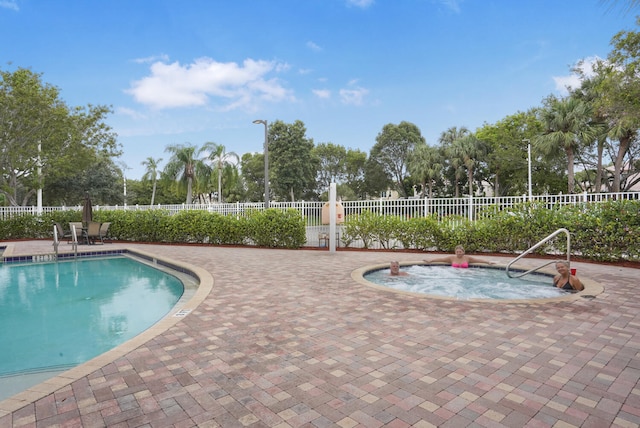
[306,41,322,52]
[552,56,601,95]
[0,0,19,11]
[312,89,331,99]
[339,86,369,105]
[126,57,293,110]
[346,0,374,8]
[116,107,147,120]
[132,54,170,64]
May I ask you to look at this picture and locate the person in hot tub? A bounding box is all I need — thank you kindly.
[389,261,409,276]
[553,260,584,291]
[424,245,493,268]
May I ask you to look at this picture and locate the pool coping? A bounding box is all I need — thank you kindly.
[351,261,604,304]
[0,245,214,414]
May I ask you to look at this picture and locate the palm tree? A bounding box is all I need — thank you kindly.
[200,142,239,203]
[141,157,162,205]
[164,143,205,204]
[450,134,485,196]
[537,96,597,194]
[570,70,610,192]
[438,126,470,147]
[408,144,443,198]
[439,126,470,196]
[602,0,640,14]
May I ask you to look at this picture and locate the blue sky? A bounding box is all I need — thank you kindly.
[1,0,637,179]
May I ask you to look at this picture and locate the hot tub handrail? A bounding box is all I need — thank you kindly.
[506,228,571,278]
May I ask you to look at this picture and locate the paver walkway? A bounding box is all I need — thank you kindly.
[0,241,639,427]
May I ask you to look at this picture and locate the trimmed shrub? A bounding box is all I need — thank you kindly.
[246,208,306,248]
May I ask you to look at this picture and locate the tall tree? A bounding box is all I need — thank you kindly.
[163,143,206,204]
[475,111,543,196]
[363,157,391,198]
[240,152,266,202]
[370,121,426,197]
[141,157,162,205]
[537,96,597,194]
[590,21,640,191]
[408,144,443,198]
[570,73,610,192]
[449,134,486,196]
[45,153,124,205]
[344,148,368,199]
[313,142,347,192]
[201,142,239,203]
[0,67,119,206]
[438,126,470,147]
[268,120,318,201]
[439,126,471,197]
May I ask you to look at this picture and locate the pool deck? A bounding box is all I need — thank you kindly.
[1,240,639,427]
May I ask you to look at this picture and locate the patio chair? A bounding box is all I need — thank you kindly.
[54,222,73,243]
[69,222,84,243]
[86,221,103,244]
[99,222,111,243]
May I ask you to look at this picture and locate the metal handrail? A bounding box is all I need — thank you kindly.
[52,224,59,255]
[71,224,79,258]
[506,228,570,278]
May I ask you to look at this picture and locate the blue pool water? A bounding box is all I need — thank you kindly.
[0,256,184,377]
[364,265,569,300]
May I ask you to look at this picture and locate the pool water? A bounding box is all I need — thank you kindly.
[0,256,184,378]
[364,265,569,300]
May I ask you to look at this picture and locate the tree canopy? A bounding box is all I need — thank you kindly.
[0,67,119,206]
[268,120,318,201]
[370,121,426,197]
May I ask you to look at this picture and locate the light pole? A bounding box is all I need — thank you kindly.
[253,119,269,208]
[524,139,532,201]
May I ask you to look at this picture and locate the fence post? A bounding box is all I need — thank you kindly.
[468,195,473,221]
[424,197,428,218]
[329,184,337,253]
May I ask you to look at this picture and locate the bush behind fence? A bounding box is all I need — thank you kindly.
[0,193,638,262]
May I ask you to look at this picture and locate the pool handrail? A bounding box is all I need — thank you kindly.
[70,224,79,256]
[506,228,571,278]
[52,224,59,255]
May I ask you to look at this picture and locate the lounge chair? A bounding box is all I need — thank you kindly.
[99,222,111,243]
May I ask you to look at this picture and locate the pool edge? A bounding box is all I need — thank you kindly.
[0,247,214,415]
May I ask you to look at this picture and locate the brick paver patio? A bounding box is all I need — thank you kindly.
[0,240,638,427]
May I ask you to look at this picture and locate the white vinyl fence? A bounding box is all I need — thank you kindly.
[2,192,638,248]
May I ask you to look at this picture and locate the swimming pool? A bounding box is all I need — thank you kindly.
[361,264,570,300]
[0,255,186,399]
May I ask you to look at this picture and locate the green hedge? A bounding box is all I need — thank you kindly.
[0,208,306,249]
[341,200,640,262]
[2,200,638,261]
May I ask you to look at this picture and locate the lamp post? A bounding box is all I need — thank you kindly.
[253,119,269,209]
[524,139,532,201]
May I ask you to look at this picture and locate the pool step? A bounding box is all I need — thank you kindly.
[31,253,58,262]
